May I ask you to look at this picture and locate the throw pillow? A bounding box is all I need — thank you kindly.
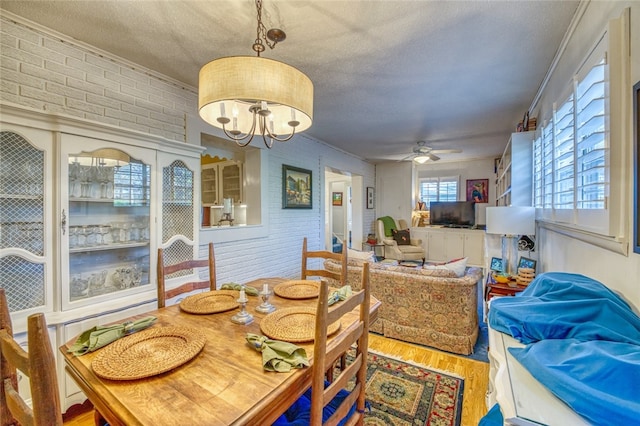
[346,248,376,263]
[445,257,468,277]
[392,228,411,245]
[423,257,468,277]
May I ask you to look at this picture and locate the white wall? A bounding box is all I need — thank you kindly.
[0,14,376,287]
[375,161,414,224]
[531,1,640,311]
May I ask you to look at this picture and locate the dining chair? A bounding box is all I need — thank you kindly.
[274,262,371,426]
[157,242,216,308]
[301,236,348,381]
[301,237,347,285]
[0,288,63,426]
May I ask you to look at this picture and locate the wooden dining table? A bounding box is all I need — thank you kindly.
[61,278,380,426]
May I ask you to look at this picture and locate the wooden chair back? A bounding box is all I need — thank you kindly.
[0,289,63,426]
[301,237,347,286]
[310,262,370,426]
[157,242,216,308]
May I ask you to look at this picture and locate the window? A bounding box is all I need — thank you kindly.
[113,161,151,207]
[532,34,611,234]
[418,176,458,209]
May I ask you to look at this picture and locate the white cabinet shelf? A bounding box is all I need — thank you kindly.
[496,131,534,206]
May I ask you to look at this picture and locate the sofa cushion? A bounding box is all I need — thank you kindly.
[392,228,411,245]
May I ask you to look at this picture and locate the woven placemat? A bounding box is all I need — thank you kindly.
[273,280,320,300]
[91,326,206,381]
[179,290,239,314]
[260,307,340,343]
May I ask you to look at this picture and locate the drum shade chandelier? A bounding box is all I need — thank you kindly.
[198,0,313,149]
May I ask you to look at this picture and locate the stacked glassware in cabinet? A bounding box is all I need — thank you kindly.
[65,146,152,306]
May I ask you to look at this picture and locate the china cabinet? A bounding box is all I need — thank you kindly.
[201,160,243,205]
[495,131,534,206]
[0,103,203,409]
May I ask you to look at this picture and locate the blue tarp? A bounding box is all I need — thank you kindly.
[510,339,640,425]
[488,272,640,426]
[488,272,640,345]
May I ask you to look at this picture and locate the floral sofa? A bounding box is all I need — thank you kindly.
[324,258,483,355]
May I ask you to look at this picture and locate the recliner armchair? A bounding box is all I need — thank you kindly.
[376,217,424,261]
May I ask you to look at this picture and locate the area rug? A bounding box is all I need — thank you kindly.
[354,350,465,425]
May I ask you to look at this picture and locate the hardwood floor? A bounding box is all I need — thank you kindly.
[64,333,490,426]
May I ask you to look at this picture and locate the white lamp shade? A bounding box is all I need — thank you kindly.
[486,206,535,236]
[198,56,313,135]
[414,155,430,164]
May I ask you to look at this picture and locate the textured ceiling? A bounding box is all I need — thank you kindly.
[0,0,580,164]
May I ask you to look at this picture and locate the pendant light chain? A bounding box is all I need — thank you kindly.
[253,0,279,56]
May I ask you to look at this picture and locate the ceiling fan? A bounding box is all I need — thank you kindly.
[400,141,462,163]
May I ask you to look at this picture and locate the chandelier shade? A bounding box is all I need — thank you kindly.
[198,56,313,140]
[414,155,430,164]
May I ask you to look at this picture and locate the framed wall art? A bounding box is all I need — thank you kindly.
[490,257,504,272]
[517,256,537,271]
[282,164,312,209]
[367,187,374,209]
[634,80,640,254]
[332,192,343,206]
[466,179,488,203]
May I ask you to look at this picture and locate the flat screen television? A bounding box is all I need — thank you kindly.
[430,201,476,227]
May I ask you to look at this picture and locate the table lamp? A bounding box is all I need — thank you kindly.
[486,206,535,275]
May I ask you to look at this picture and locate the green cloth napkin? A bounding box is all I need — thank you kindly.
[328,285,352,306]
[220,283,259,296]
[246,333,309,372]
[377,216,397,237]
[68,316,157,356]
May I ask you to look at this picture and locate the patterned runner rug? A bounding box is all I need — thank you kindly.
[353,350,465,425]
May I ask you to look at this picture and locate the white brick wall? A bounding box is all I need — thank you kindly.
[1,13,377,283]
[0,15,193,142]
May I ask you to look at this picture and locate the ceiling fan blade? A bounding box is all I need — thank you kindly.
[397,154,415,162]
[427,153,440,161]
[431,149,462,154]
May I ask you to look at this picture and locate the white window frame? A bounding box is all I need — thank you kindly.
[418,176,459,209]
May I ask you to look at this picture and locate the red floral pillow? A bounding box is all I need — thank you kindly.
[391,228,411,245]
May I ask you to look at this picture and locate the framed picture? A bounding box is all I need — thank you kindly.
[634,80,640,254]
[490,257,504,272]
[517,257,537,271]
[332,192,343,206]
[466,178,489,203]
[366,187,374,209]
[282,164,312,209]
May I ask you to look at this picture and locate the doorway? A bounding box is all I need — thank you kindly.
[324,168,363,253]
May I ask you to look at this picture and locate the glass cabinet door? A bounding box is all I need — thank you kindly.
[0,126,54,315]
[60,134,155,310]
[201,164,218,206]
[220,162,242,203]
